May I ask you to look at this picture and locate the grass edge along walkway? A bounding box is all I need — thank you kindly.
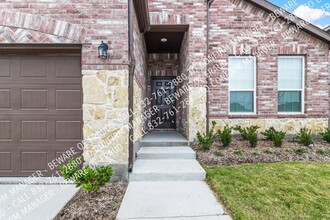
[205,162,330,220]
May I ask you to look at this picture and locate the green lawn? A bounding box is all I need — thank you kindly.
[205,162,330,220]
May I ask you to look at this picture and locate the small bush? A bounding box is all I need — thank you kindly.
[320,128,330,143]
[214,151,224,157]
[293,148,309,154]
[261,127,277,140]
[217,125,232,147]
[197,121,217,150]
[262,148,273,154]
[60,157,113,192]
[273,131,286,147]
[252,152,260,157]
[316,149,330,156]
[234,150,244,157]
[262,127,286,147]
[234,125,259,148]
[294,128,313,146]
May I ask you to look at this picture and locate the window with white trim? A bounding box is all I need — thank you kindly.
[278,56,304,113]
[229,56,256,113]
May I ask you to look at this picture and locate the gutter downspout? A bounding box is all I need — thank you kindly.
[206,0,214,133]
[128,0,135,173]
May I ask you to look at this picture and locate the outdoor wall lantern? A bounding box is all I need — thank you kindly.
[98,41,109,59]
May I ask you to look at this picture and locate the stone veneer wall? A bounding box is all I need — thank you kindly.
[206,0,329,134]
[82,69,129,179]
[178,32,190,137]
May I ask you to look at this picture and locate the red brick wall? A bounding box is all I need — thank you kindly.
[148,0,208,85]
[133,5,148,92]
[0,0,129,71]
[208,0,329,119]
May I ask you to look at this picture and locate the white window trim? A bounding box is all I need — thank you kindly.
[278,56,305,114]
[228,56,257,115]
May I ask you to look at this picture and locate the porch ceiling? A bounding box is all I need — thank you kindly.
[144,31,185,53]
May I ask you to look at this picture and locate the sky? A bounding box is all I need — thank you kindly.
[268,0,330,29]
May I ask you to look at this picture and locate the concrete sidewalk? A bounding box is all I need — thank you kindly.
[116,181,231,220]
[0,184,78,220]
[117,132,231,220]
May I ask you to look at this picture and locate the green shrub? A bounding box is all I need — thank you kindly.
[60,157,113,192]
[273,131,286,147]
[197,121,217,150]
[234,125,259,148]
[320,128,330,143]
[217,125,232,147]
[261,127,277,140]
[316,149,330,156]
[234,150,244,157]
[214,151,224,157]
[252,152,260,157]
[293,148,309,154]
[262,127,286,147]
[294,128,313,146]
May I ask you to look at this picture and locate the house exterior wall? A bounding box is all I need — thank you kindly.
[208,0,329,134]
[148,0,208,141]
[132,5,148,157]
[178,32,190,137]
[0,1,131,180]
[1,0,330,179]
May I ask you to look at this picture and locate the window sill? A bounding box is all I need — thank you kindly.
[228,114,258,118]
[277,114,307,118]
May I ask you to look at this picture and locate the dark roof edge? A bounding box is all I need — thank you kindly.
[133,0,150,33]
[325,25,330,32]
[245,0,330,45]
[149,25,189,32]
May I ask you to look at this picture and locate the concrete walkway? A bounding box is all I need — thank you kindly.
[0,183,78,220]
[117,132,231,220]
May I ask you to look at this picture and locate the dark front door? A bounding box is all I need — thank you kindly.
[151,77,176,129]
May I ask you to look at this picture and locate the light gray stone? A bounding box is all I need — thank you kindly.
[116,181,227,220]
[0,184,78,220]
[137,147,196,159]
[130,159,205,181]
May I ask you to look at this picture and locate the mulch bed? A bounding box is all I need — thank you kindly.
[193,138,330,166]
[54,182,128,220]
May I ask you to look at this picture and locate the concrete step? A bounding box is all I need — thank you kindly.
[130,159,206,181]
[141,141,189,147]
[137,147,196,159]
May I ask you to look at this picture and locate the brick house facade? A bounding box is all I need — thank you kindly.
[0,0,329,180]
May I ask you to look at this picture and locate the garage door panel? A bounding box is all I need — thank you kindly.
[56,121,82,141]
[21,58,48,78]
[0,58,10,77]
[0,152,11,171]
[21,121,48,141]
[56,57,81,78]
[21,89,48,109]
[21,152,48,171]
[0,52,82,176]
[0,121,11,140]
[0,89,11,109]
[56,90,82,110]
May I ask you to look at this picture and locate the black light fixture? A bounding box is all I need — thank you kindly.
[98,41,109,59]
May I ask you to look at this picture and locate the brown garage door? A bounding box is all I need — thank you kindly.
[0,49,83,177]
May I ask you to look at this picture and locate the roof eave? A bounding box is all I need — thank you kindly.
[245,0,330,46]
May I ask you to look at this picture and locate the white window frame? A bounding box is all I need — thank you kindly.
[228,56,257,115]
[278,56,305,114]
